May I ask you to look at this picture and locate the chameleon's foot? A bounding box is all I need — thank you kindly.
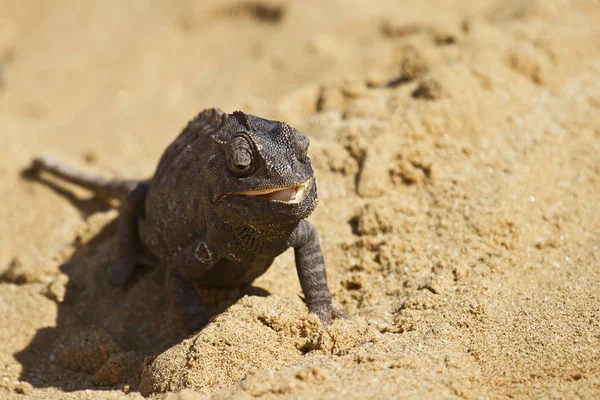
[308,301,334,326]
[332,306,349,320]
[167,270,212,334]
[110,256,137,287]
[308,301,349,326]
[179,307,211,334]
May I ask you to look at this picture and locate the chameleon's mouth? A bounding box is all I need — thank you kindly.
[227,178,313,204]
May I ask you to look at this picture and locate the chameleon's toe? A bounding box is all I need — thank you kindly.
[308,301,334,326]
[332,306,349,320]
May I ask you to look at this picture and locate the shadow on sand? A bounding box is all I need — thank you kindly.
[13,175,269,392]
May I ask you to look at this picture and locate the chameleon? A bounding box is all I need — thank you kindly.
[29,108,346,333]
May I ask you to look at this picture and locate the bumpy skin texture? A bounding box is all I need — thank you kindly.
[29,109,346,333]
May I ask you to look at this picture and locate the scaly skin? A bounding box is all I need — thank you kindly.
[29,108,347,333]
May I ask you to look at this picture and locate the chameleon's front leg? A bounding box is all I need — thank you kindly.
[111,182,148,286]
[290,220,347,326]
[167,240,217,333]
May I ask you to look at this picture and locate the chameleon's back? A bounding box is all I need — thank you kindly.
[139,109,227,265]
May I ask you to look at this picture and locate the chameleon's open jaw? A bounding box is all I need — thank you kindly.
[225,178,313,204]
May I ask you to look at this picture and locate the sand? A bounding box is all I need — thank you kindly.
[1,0,599,399]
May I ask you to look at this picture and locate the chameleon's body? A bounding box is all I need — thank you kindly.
[30,109,344,332]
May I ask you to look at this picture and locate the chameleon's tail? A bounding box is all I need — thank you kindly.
[31,156,139,199]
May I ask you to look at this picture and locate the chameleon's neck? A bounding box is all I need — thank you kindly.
[227,220,300,255]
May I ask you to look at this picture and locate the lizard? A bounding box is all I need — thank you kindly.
[28,108,346,333]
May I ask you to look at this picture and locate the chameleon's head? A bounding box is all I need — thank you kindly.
[207,111,318,226]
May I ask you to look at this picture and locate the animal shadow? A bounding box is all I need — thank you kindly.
[20,167,112,217]
[14,181,270,392]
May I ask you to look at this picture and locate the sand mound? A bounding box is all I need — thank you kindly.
[140,296,377,396]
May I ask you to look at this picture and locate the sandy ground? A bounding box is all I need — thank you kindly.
[1,0,600,399]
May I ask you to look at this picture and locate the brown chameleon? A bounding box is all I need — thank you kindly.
[29,109,346,333]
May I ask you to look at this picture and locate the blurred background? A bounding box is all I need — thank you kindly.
[0,0,497,161]
[0,0,502,267]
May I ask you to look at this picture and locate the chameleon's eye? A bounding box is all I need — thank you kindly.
[226,134,254,177]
